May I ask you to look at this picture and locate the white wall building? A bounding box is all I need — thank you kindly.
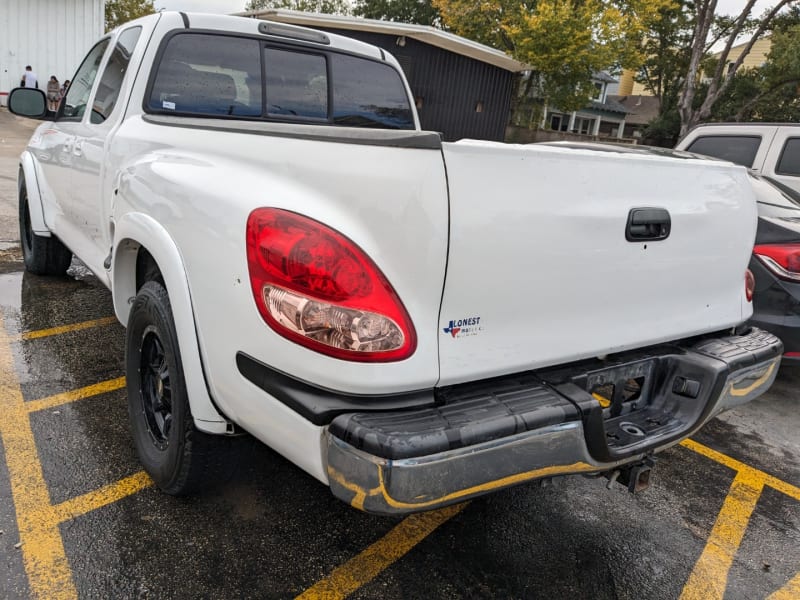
[0,0,104,105]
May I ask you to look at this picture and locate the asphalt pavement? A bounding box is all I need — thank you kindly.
[0,106,798,600]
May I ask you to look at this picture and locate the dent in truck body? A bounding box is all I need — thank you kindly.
[111,211,229,434]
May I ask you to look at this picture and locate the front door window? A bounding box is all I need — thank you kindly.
[62,39,110,121]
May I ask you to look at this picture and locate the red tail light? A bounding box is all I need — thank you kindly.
[246,208,416,362]
[753,243,800,282]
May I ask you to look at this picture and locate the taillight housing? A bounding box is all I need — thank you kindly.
[246,208,416,362]
[753,243,800,282]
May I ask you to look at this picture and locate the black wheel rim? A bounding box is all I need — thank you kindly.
[21,192,33,255]
[140,329,173,449]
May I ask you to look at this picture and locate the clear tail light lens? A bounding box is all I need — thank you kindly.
[246,208,416,362]
[753,243,800,282]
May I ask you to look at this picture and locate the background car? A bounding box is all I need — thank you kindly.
[676,123,800,195]
[748,174,800,363]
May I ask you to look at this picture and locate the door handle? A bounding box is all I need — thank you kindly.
[626,208,671,242]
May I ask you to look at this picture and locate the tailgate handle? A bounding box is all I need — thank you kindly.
[626,208,671,242]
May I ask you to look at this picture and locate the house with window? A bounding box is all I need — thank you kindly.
[606,94,661,139]
[616,35,773,97]
[541,72,630,139]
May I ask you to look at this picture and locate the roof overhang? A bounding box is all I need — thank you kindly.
[237,9,528,73]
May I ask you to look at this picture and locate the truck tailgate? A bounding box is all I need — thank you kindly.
[438,141,757,385]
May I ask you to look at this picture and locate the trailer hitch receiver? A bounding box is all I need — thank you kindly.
[605,456,656,493]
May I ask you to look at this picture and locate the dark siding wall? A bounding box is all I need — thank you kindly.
[320,28,514,142]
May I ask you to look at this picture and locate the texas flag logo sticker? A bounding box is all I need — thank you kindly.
[442,317,482,339]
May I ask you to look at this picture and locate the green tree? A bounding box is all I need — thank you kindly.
[433,0,673,112]
[635,0,694,116]
[676,0,798,137]
[105,0,155,32]
[635,4,800,144]
[245,0,350,13]
[728,21,800,121]
[352,0,441,26]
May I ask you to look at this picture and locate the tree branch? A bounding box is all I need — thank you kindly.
[734,76,800,120]
[703,0,795,116]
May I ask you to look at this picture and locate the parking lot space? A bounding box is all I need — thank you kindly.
[0,253,797,600]
[0,109,798,599]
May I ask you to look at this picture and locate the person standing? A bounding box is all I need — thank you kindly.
[46,76,60,110]
[59,79,70,100]
[20,66,38,89]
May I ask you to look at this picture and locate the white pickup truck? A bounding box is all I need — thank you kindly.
[9,12,783,515]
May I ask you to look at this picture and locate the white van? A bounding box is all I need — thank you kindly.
[676,123,800,194]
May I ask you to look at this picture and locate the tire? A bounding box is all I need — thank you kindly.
[126,280,230,495]
[18,174,72,276]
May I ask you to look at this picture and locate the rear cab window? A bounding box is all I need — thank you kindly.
[685,135,761,167]
[146,31,414,130]
[148,33,263,116]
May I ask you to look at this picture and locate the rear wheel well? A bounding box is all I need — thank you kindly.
[136,248,164,291]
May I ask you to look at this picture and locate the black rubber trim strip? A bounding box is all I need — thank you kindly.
[379,48,386,60]
[328,328,780,462]
[330,376,579,459]
[236,352,436,426]
[142,114,442,149]
[179,12,190,28]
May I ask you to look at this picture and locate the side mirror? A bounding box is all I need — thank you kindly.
[8,87,49,120]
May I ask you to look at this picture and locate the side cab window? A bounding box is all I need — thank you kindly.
[91,26,144,124]
[62,39,111,121]
[776,138,800,177]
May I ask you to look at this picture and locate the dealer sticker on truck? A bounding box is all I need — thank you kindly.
[443,316,482,339]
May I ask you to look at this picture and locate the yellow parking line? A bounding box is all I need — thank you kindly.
[52,471,153,523]
[0,314,78,599]
[768,572,800,599]
[11,316,118,342]
[296,503,466,600]
[1,304,798,600]
[682,439,800,501]
[679,470,766,600]
[25,377,126,413]
[762,474,800,503]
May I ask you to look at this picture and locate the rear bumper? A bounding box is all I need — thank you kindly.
[326,328,782,515]
[749,314,800,364]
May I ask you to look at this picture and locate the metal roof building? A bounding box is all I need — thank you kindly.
[241,10,528,142]
[0,0,104,105]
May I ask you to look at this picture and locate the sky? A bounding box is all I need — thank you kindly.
[154,0,247,13]
[154,0,773,18]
